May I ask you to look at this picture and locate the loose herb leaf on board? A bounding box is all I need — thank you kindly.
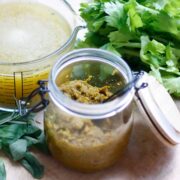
[0,160,6,180]
[9,139,28,161]
[0,110,49,179]
[20,152,44,179]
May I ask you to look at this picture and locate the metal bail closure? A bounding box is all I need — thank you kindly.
[15,80,50,116]
[134,72,180,146]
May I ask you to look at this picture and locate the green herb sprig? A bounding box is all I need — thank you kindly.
[0,110,49,179]
[78,0,180,97]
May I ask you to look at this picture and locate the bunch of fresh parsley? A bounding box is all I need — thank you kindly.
[0,111,49,179]
[78,0,180,96]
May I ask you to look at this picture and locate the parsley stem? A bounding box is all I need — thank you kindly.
[137,4,158,15]
[119,48,140,57]
[0,113,19,125]
[115,42,141,48]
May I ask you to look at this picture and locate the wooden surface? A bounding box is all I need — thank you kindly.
[1,101,180,180]
[1,1,180,179]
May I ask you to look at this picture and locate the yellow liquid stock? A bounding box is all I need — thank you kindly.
[0,2,72,109]
[0,66,50,108]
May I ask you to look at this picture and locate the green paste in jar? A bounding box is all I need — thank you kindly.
[45,77,133,172]
[60,79,112,104]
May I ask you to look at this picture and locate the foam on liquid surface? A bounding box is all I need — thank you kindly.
[0,2,71,63]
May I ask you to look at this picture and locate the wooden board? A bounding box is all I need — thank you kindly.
[1,101,180,180]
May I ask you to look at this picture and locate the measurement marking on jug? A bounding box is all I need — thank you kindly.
[21,72,24,98]
[13,72,24,100]
[13,72,16,97]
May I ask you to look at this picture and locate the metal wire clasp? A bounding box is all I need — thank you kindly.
[103,71,145,103]
[15,80,49,116]
[134,71,149,95]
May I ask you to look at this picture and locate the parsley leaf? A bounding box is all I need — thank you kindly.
[78,0,180,96]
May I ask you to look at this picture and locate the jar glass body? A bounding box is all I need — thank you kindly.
[45,99,133,172]
[0,0,81,110]
[44,49,134,172]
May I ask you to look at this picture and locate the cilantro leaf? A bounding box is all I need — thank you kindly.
[104,1,125,29]
[124,0,143,32]
[109,30,137,45]
[80,2,105,32]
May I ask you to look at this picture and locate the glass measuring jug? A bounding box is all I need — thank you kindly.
[0,0,82,111]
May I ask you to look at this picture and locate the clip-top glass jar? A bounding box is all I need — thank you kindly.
[44,49,135,172]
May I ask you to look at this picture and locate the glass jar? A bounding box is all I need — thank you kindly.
[0,0,82,111]
[44,49,135,172]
